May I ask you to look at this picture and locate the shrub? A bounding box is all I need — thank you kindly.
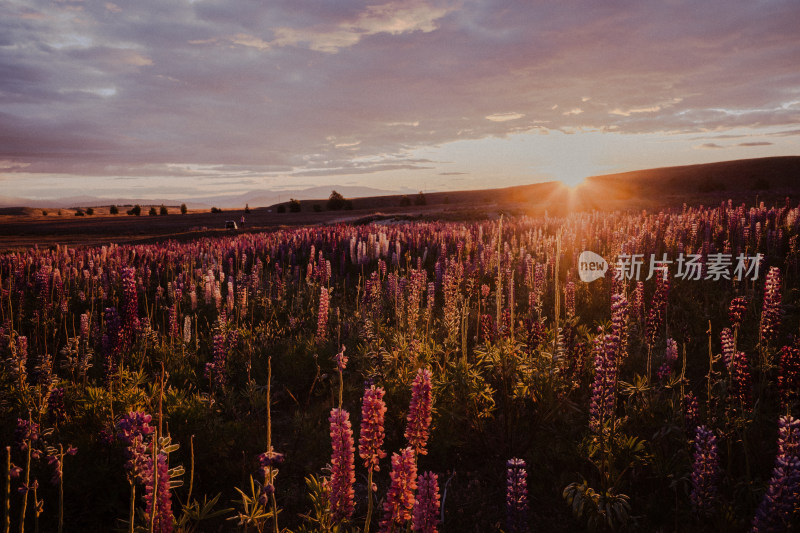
[415,191,427,206]
[400,195,411,206]
[211,207,222,213]
[289,199,301,213]
[110,205,119,215]
[160,205,168,216]
[149,207,157,216]
[180,203,187,215]
[86,207,94,215]
[245,203,251,214]
[74,208,85,216]
[327,190,346,211]
[41,209,48,216]
[127,205,141,216]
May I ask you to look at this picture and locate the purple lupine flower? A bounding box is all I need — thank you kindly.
[690,425,720,516]
[751,416,800,532]
[777,345,800,407]
[412,471,440,533]
[116,411,155,483]
[684,392,700,429]
[334,345,348,372]
[317,287,330,342]
[359,385,387,473]
[589,333,618,436]
[760,267,782,346]
[405,368,433,455]
[658,338,679,380]
[328,408,355,523]
[257,446,284,500]
[168,304,178,339]
[610,293,628,363]
[729,296,748,330]
[505,458,529,533]
[9,335,28,384]
[380,447,418,532]
[729,351,752,414]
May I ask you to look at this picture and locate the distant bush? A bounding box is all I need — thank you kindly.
[41,210,48,216]
[415,191,427,206]
[57,210,62,215]
[277,204,286,213]
[109,205,119,215]
[85,207,94,215]
[74,209,85,216]
[399,195,411,206]
[289,199,301,213]
[180,203,187,215]
[211,207,222,213]
[160,205,168,215]
[313,204,322,212]
[127,205,141,216]
[149,207,158,216]
[245,203,251,214]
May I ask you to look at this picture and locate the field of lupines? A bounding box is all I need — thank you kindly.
[2,199,800,532]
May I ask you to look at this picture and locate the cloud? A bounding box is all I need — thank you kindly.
[694,143,725,149]
[0,0,798,190]
[738,142,773,147]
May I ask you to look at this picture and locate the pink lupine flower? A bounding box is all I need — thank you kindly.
[317,287,330,342]
[405,368,433,455]
[380,447,418,532]
[328,408,355,522]
[359,385,387,472]
[760,267,782,345]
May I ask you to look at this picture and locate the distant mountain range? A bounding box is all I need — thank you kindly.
[0,185,416,210]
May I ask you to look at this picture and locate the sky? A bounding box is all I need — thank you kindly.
[1,0,799,202]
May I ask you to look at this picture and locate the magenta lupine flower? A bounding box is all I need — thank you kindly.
[359,385,387,472]
[729,351,752,414]
[658,338,678,380]
[317,287,330,342]
[328,408,356,522]
[631,281,644,322]
[751,416,800,533]
[334,345,348,372]
[645,275,670,349]
[564,281,575,319]
[505,458,528,533]
[720,328,735,369]
[204,333,227,391]
[380,447,418,532]
[729,296,748,329]
[144,452,174,533]
[80,312,90,343]
[760,266,782,345]
[412,471,440,533]
[405,368,433,455]
[778,345,800,407]
[116,411,155,483]
[610,293,629,362]
[589,333,618,436]
[121,267,140,347]
[690,425,720,516]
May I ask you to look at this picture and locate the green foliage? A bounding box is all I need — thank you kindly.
[563,480,632,532]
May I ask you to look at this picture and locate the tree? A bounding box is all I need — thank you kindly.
[160,205,168,215]
[414,191,427,206]
[74,208,85,216]
[327,190,346,211]
[110,205,119,215]
[211,207,222,213]
[149,206,158,216]
[289,199,301,212]
[127,205,141,216]
[180,203,187,214]
[244,203,251,214]
[86,207,94,215]
[41,210,48,216]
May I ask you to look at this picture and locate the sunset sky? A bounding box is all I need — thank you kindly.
[1,0,799,202]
